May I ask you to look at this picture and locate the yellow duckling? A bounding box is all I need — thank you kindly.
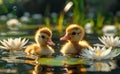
[24,27,55,57]
[60,24,90,56]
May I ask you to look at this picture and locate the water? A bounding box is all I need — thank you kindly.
[0,25,120,74]
[0,56,120,74]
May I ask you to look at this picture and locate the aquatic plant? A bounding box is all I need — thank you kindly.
[0,15,7,24]
[6,19,21,30]
[45,16,50,28]
[81,46,120,60]
[95,13,105,34]
[57,1,73,35]
[0,37,29,51]
[94,35,120,48]
[102,25,117,36]
[72,0,85,25]
[114,16,120,31]
[37,56,84,66]
[20,16,30,24]
[32,13,42,25]
[57,12,64,35]
[84,22,94,34]
[50,12,58,25]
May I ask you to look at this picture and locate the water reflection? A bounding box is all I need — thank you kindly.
[25,59,55,74]
[25,58,96,74]
[0,55,119,74]
[25,58,88,74]
[0,49,119,74]
[86,60,117,72]
[0,69,17,74]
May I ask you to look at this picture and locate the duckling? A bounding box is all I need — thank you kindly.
[24,27,55,57]
[60,24,90,56]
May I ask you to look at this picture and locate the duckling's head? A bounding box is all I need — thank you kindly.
[60,24,85,42]
[35,27,55,46]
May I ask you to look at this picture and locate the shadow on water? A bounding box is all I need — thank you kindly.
[0,26,120,74]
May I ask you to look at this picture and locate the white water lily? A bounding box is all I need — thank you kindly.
[102,25,117,36]
[84,22,93,34]
[97,35,120,48]
[32,14,42,20]
[0,38,29,50]
[20,16,30,23]
[81,46,120,60]
[6,19,21,30]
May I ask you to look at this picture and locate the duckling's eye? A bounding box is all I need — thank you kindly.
[71,32,76,35]
[41,35,45,39]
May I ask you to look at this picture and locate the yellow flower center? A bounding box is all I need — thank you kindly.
[95,51,101,56]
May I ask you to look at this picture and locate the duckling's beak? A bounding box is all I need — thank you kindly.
[47,39,55,46]
[60,34,70,41]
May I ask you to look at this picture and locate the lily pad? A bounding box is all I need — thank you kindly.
[37,56,85,66]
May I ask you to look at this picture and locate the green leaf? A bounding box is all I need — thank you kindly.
[37,57,85,66]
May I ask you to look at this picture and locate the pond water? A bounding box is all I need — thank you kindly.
[0,25,120,74]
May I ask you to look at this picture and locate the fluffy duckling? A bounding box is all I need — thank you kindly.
[24,27,55,57]
[60,24,90,56]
